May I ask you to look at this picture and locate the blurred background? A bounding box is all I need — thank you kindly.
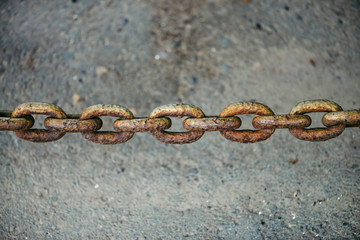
[0,0,359,239]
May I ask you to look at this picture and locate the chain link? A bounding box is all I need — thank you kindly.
[80,104,134,144]
[0,100,358,144]
[10,102,67,142]
[219,102,275,143]
[288,100,346,141]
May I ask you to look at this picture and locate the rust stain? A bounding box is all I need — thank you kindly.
[309,58,316,67]
[149,104,205,144]
[253,114,311,129]
[290,159,299,165]
[322,110,360,127]
[14,129,65,142]
[220,129,275,143]
[114,117,171,132]
[80,104,134,120]
[241,0,254,6]
[289,100,346,141]
[79,104,134,144]
[81,131,134,145]
[183,116,241,131]
[10,102,67,142]
[11,102,67,119]
[219,102,275,143]
[289,125,345,141]
[151,130,204,144]
[44,115,102,132]
[0,111,34,131]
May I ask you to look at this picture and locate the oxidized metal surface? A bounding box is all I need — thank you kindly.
[253,114,311,129]
[288,124,346,142]
[219,102,275,143]
[149,104,205,144]
[14,129,66,143]
[11,102,67,142]
[183,116,241,131]
[0,100,358,144]
[114,117,171,132]
[81,131,134,145]
[80,104,134,144]
[0,111,34,131]
[322,110,360,127]
[11,102,67,119]
[44,114,103,132]
[289,100,346,141]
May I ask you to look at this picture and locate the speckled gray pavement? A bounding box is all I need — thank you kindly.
[1,0,359,239]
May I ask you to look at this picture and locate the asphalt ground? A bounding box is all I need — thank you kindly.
[0,0,359,239]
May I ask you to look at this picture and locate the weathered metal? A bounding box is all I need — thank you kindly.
[11,102,67,142]
[114,117,171,132]
[253,114,311,129]
[80,104,134,144]
[322,110,360,127]
[219,102,275,143]
[288,100,346,141]
[44,114,103,132]
[149,104,205,144]
[1,100,358,144]
[183,116,241,131]
[0,111,34,131]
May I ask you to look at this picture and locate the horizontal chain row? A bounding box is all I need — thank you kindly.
[0,100,359,144]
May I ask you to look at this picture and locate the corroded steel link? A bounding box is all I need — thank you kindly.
[219,102,275,143]
[113,117,171,132]
[44,114,103,132]
[183,116,241,131]
[289,100,346,141]
[80,104,134,144]
[149,104,205,144]
[11,102,67,142]
[0,111,34,131]
[252,114,311,129]
[0,100,358,144]
[322,110,360,127]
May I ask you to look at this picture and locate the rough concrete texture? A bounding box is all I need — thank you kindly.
[0,0,359,239]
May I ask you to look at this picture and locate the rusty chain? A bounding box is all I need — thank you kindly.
[0,100,359,144]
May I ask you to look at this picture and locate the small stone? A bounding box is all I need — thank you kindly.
[309,58,316,67]
[256,23,262,30]
[191,77,197,84]
[72,93,81,104]
[220,37,230,45]
[96,66,108,77]
[253,62,261,68]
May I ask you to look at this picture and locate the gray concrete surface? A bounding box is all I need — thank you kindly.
[0,0,359,239]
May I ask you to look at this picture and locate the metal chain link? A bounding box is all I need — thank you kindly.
[0,100,359,144]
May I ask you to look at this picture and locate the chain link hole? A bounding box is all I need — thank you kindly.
[241,114,259,129]
[96,116,117,131]
[31,115,48,129]
[167,117,187,132]
[305,112,328,128]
